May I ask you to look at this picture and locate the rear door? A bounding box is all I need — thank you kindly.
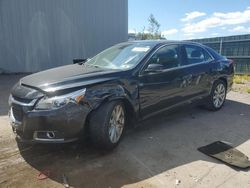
[179,44,214,100]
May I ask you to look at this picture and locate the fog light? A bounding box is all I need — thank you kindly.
[46,131,55,139]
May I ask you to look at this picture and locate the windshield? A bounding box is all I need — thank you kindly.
[85,43,155,70]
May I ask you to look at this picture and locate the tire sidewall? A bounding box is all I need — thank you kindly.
[90,100,126,150]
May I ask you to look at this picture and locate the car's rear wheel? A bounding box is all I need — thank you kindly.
[206,80,226,111]
[89,100,125,150]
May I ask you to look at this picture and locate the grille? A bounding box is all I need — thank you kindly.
[12,106,23,122]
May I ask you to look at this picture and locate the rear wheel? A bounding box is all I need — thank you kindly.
[206,80,226,111]
[89,101,125,150]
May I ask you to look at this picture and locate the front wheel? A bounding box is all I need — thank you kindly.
[206,80,227,111]
[89,101,126,150]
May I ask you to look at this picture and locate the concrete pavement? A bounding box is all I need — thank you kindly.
[0,74,250,188]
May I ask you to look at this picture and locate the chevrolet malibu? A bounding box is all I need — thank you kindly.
[9,41,234,149]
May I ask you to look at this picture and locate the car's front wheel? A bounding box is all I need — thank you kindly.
[206,80,227,111]
[89,100,126,150]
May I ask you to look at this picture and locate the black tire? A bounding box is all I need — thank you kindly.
[89,100,126,150]
[205,80,227,111]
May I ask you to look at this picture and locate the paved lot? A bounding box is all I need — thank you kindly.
[0,74,250,188]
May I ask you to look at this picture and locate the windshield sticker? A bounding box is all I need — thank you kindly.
[132,47,150,52]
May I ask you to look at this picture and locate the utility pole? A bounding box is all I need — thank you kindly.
[219,39,223,54]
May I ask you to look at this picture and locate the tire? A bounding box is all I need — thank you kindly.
[205,80,227,111]
[89,100,126,150]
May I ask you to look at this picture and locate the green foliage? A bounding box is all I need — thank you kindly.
[136,32,162,40]
[148,14,160,35]
[135,14,164,40]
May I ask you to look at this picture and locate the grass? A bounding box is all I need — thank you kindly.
[247,88,250,94]
[233,75,250,84]
[232,74,250,94]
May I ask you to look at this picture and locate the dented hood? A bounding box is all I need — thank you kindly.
[20,64,121,92]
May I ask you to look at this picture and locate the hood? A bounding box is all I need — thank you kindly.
[20,64,121,92]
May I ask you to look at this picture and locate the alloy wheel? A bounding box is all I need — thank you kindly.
[108,104,125,143]
[213,83,226,108]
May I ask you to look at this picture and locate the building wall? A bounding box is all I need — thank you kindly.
[190,34,250,74]
[0,0,128,73]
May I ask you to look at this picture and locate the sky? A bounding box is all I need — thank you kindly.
[128,0,250,40]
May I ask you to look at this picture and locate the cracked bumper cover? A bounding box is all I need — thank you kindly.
[10,103,91,143]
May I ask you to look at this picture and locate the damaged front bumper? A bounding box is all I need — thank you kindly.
[9,101,91,143]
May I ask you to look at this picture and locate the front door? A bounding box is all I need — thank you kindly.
[138,44,184,118]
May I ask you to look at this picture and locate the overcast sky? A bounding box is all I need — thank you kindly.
[128,0,250,39]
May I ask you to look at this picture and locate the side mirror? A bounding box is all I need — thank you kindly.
[144,64,164,73]
[73,58,87,64]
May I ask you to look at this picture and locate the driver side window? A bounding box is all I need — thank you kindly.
[147,44,180,70]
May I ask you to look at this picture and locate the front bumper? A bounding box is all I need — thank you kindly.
[9,102,91,143]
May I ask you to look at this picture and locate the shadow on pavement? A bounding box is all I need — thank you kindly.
[1,74,249,187]
[17,99,250,188]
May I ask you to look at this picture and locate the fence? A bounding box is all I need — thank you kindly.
[190,34,250,75]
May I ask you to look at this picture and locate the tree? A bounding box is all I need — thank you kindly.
[136,14,163,40]
[148,14,160,35]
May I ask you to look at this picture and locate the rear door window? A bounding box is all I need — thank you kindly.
[183,45,213,65]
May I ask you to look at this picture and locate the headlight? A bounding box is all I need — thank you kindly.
[35,88,86,110]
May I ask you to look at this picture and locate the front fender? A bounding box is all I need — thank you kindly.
[84,82,139,117]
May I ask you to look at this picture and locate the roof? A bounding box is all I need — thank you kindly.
[125,40,203,46]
